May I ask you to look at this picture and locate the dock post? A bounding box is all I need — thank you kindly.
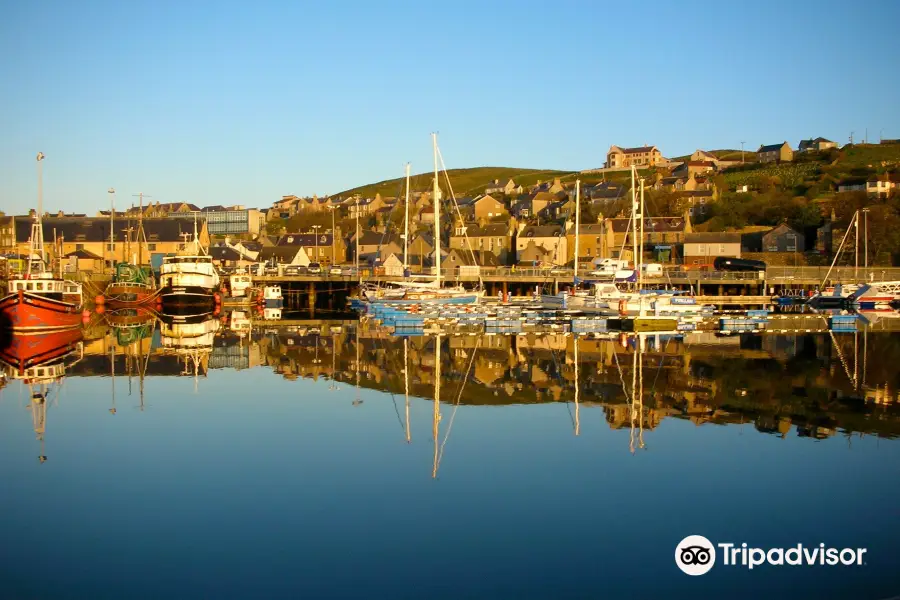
[308,281,316,310]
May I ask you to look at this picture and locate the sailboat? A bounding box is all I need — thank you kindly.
[809,209,900,309]
[361,135,483,306]
[0,153,84,331]
[105,193,158,306]
[158,214,220,307]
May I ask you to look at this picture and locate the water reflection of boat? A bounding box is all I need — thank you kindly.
[0,333,83,463]
[0,327,84,374]
[160,315,220,349]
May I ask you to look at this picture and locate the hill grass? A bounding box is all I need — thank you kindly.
[334,167,574,199]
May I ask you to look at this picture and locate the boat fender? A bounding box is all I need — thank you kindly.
[618,299,627,316]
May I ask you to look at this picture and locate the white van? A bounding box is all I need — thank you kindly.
[589,258,630,277]
[641,263,663,277]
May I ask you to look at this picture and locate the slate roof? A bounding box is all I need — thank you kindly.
[64,249,102,259]
[12,216,206,243]
[519,225,564,238]
[608,217,686,233]
[209,246,245,261]
[758,142,788,153]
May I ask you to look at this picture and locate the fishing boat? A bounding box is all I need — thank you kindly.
[0,153,83,332]
[104,194,158,306]
[357,136,483,307]
[263,285,284,308]
[158,215,220,307]
[106,262,157,306]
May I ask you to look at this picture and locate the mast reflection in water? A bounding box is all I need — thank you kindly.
[1,312,900,599]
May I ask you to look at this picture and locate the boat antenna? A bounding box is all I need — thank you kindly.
[29,152,46,276]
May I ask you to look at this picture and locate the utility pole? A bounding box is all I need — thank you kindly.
[865,128,868,144]
[354,199,360,279]
[850,131,854,146]
[740,141,745,164]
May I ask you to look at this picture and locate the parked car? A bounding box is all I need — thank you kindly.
[341,266,358,276]
[283,265,302,276]
[307,262,322,274]
[329,266,342,275]
[641,263,663,277]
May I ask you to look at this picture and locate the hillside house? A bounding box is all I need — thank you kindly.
[673,161,716,178]
[353,230,402,262]
[516,225,567,265]
[606,145,663,169]
[798,137,837,152]
[683,232,741,266]
[605,216,691,263]
[565,223,607,263]
[484,179,523,196]
[277,231,346,265]
[867,175,899,197]
[757,142,793,163]
[449,223,513,264]
[473,195,510,221]
[762,224,804,252]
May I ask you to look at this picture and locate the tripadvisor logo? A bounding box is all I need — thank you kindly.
[675,535,867,576]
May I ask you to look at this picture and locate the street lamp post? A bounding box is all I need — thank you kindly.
[312,225,321,264]
[329,206,336,266]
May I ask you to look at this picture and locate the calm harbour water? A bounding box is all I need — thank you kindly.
[1,318,900,599]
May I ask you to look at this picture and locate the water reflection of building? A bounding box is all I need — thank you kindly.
[63,317,900,440]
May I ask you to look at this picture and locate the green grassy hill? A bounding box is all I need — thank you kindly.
[334,167,575,199]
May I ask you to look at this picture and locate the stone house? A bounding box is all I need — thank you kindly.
[515,224,567,265]
[606,145,663,168]
[798,137,837,152]
[757,142,793,163]
[761,223,804,252]
[683,232,742,266]
[449,222,513,264]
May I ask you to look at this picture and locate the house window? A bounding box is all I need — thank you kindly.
[719,245,725,253]
[767,245,778,252]
[148,243,157,251]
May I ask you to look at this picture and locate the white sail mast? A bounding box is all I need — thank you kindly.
[432,133,441,290]
[404,162,410,272]
[574,179,581,280]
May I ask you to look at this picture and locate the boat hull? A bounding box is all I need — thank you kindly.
[0,326,83,374]
[159,286,216,306]
[0,290,83,332]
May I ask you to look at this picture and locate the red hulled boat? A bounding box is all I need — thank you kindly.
[0,152,84,332]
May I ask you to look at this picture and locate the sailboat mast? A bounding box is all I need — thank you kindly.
[432,333,441,479]
[630,166,638,287]
[432,133,441,289]
[404,337,411,444]
[574,179,581,281]
[138,192,144,266]
[404,162,410,271]
[639,177,645,291]
[108,188,115,270]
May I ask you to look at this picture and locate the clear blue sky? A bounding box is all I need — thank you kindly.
[1,0,897,215]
